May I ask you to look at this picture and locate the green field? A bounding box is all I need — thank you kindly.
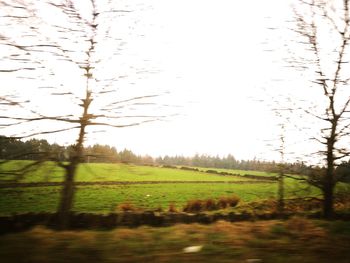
[0,161,255,182]
[0,161,327,215]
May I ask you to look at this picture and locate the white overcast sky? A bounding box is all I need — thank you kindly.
[1,0,323,162]
[105,0,299,161]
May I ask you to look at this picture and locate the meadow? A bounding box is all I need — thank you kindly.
[0,161,326,215]
[0,161,255,183]
[1,162,350,263]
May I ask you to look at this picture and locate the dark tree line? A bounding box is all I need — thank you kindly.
[1,135,314,175]
[0,135,141,164]
[155,154,311,175]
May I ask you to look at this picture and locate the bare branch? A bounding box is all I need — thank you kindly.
[14,126,80,139]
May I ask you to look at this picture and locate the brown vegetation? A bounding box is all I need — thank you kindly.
[183,195,240,213]
[0,219,349,263]
[117,202,137,212]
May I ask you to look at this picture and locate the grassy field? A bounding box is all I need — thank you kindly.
[0,161,256,182]
[1,162,350,263]
[1,218,350,263]
[0,161,327,215]
[0,183,283,214]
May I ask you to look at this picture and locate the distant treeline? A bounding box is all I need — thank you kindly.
[0,136,142,164]
[155,154,301,174]
[0,135,315,174]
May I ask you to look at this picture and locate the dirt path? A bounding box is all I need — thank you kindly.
[0,180,274,188]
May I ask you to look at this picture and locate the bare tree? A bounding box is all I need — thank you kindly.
[268,98,297,214]
[276,121,286,214]
[291,0,350,218]
[0,0,169,228]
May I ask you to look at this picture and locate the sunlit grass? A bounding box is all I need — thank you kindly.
[0,161,254,182]
[0,181,322,215]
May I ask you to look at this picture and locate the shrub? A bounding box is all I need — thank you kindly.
[162,165,177,169]
[168,203,178,213]
[180,166,199,171]
[183,195,240,213]
[226,195,240,207]
[117,202,136,212]
[217,195,240,209]
[206,169,219,174]
[183,199,204,212]
[204,198,217,210]
[217,197,229,209]
[155,206,163,212]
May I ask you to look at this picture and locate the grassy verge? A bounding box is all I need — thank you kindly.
[0,218,349,263]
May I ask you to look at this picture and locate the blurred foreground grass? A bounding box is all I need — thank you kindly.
[1,218,349,263]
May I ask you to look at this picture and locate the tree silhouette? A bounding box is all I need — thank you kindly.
[0,0,169,228]
[291,0,350,218]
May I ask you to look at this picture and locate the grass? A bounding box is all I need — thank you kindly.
[1,161,344,215]
[0,161,254,183]
[0,181,322,215]
[0,219,349,263]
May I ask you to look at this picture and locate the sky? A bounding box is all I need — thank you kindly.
[100,0,297,161]
[0,0,325,162]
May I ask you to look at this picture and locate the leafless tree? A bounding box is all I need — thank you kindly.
[0,0,170,228]
[268,99,297,214]
[276,120,286,214]
[291,0,350,218]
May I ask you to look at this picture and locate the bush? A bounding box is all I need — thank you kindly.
[204,198,218,210]
[206,169,219,174]
[183,200,204,212]
[227,195,240,207]
[218,195,240,209]
[117,202,137,212]
[183,195,240,213]
[162,165,177,169]
[154,206,163,212]
[217,197,229,209]
[168,203,178,213]
[180,166,199,171]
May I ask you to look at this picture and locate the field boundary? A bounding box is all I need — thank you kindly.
[1,210,349,234]
[160,165,278,181]
[0,180,275,188]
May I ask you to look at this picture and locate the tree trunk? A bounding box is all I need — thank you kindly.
[324,132,336,219]
[323,182,334,219]
[277,173,285,214]
[322,167,335,219]
[58,163,78,229]
[56,91,91,229]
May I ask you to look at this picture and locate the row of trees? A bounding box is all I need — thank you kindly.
[0,136,143,163]
[155,154,311,174]
[1,135,312,173]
